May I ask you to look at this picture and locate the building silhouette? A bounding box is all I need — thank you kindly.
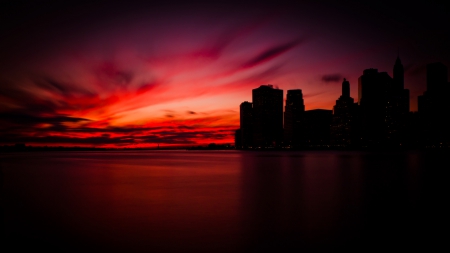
[418,62,450,147]
[304,109,332,147]
[358,68,390,147]
[239,101,253,149]
[234,129,242,149]
[284,89,305,148]
[235,57,449,150]
[393,56,410,115]
[358,57,410,147]
[252,85,283,148]
[331,78,358,147]
[389,56,410,146]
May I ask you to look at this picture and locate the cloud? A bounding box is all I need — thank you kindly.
[34,77,95,97]
[0,124,237,146]
[188,16,271,60]
[241,39,304,69]
[0,82,58,114]
[69,126,161,134]
[321,74,343,83]
[0,111,90,125]
[0,135,135,145]
[136,81,159,95]
[95,61,134,88]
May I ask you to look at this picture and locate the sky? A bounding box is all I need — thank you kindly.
[1,0,449,147]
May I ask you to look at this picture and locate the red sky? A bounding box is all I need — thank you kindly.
[1,1,449,147]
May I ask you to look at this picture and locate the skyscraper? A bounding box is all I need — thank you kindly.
[234,129,242,149]
[383,56,410,146]
[357,56,411,147]
[358,68,391,147]
[252,85,283,148]
[284,89,305,148]
[418,62,450,147]
[331,78,357,147]
[239,101,253,149]
[426,62,448,93]
[393,56,404,89]
[393,56,410,114]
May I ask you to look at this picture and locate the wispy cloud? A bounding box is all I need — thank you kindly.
[241,39,304,69]
[321,74,343,83]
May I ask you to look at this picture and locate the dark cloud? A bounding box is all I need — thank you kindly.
[30,125,169,135]
[34,77,95,97]
[189,16,269,60]
[0,120,237,146]
[321,74,343,83]
[0,111,90,125]
[0,135,134,145]
[73,126,160,133]
[96,62,134,88]
[0,82,56,114]
[0,77,100,116]
[136,82,158,95]
[234,64,284,87]
[35,78,68,94]
[177,125,195,130]
[242,39,304,69]
[187,111,196,114]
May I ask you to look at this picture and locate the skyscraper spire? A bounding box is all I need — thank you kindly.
[393,54,404,89]
[342,78,350,98]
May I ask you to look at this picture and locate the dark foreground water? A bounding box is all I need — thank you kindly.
[1,150,448,252]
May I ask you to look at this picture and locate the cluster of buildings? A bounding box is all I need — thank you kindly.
[235,57,450,149]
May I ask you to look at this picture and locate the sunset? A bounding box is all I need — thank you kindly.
[2,1,449,147]
[1,2,449,252]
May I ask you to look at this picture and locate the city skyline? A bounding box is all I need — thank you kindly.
[1,1,449,147]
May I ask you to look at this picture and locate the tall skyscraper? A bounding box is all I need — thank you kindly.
[331,78,357,147]
[393,56,410,115]
[239,101,253,149]
[234,129,242,149]
[358,58,410,148]
[386,56,410,145]
[426,62,448,93]
[418,62,450,147]
[284,89,305,148]
[393,56,404,89]
[252,85,283,148]
[358,68,391,147]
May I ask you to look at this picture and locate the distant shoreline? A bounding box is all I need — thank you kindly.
[2,144,449,152]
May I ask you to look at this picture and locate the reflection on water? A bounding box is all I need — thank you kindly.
[1,150,447,252]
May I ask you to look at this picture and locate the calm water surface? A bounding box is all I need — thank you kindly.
[1,150,447,252]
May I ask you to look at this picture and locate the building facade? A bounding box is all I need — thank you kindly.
[331,78,358,147]
[418,62,450,147]
[252,85,283,148]
[239,101,253,149]
[284,89,305,148]
[358,57,410,147]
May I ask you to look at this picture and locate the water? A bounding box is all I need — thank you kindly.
[1,150,447,252]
